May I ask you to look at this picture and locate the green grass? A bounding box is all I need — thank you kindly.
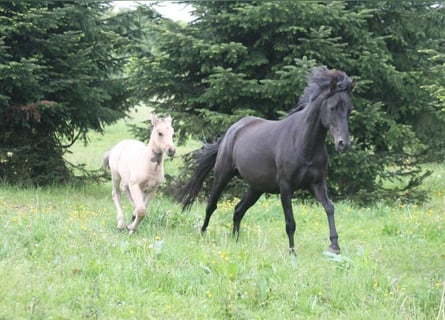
[0,111,444,319]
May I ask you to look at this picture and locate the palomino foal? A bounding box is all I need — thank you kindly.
[103,115,175,233]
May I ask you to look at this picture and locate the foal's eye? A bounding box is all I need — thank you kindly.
[158,132,163,137]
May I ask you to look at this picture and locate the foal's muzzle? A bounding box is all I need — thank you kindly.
[166,147,176,157]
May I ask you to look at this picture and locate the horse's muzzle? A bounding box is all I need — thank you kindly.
[335,139,350,153]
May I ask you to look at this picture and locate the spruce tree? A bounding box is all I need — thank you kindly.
[0,1,133,185]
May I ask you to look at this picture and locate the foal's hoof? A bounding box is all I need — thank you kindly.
[327,246,341,255]
[126,225,136,235]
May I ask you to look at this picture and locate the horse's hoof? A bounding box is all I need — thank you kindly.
[126,225,136,235]
[327,246,340,255]
[232,231,240,242]
[289,248,296,256]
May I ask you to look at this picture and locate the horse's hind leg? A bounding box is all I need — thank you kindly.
[232,187,262,240]
[111,173,126,230]
[201,167,234,234]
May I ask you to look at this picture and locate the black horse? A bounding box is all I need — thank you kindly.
[178,66,355,255]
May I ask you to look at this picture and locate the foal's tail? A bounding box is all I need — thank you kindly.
[177,139,222,211]
[103,151,111,169]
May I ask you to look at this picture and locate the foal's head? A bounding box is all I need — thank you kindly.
[319,69,355,153]
[151,115,176,157]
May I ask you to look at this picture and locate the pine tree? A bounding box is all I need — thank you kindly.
[0,1,133,185]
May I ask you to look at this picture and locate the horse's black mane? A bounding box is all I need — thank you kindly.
[287,66,353,116]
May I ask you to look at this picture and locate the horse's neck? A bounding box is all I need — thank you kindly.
[291,100,327,159]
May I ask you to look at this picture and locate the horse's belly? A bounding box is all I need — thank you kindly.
[238,166,280,193]
[290,166,324,189]
[240,163,324,194]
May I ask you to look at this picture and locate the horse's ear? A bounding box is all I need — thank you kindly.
[348,80,356,93]
[329,77,338,92]
[165,115,172,123]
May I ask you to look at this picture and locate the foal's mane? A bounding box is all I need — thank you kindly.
[287,66,353,116]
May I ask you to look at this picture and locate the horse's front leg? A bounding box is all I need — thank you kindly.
[126,183,146,233]
[310,180,340,254]
[279,181,296,255]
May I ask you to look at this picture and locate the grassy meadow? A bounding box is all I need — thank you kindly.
[0,108,444,319]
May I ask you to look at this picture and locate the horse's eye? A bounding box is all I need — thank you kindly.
[158,132,163,137]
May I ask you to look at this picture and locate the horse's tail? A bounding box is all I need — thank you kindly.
[103,151,111,169]
[177,139,222,211]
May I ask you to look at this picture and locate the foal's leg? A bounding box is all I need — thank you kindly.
[111,173,126,230]
[126,183,146,233]
[310,180,340,254]
[142,191,155,220]
[124,187,135,207]
[127,191,155,232]
[232,187,262,241]
[279,181,296,255]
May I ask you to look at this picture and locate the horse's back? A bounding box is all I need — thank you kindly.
[218,116,265,160]
[222,116,271,149]
[229,116,268,132]
[225,116,280,155]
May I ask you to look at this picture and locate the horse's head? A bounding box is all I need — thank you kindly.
[151,115,176,157]
[320,72,355,153]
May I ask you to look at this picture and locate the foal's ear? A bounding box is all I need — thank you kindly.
[329,77,338,92]
[165,115,172,123]
[151,114,160,126]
